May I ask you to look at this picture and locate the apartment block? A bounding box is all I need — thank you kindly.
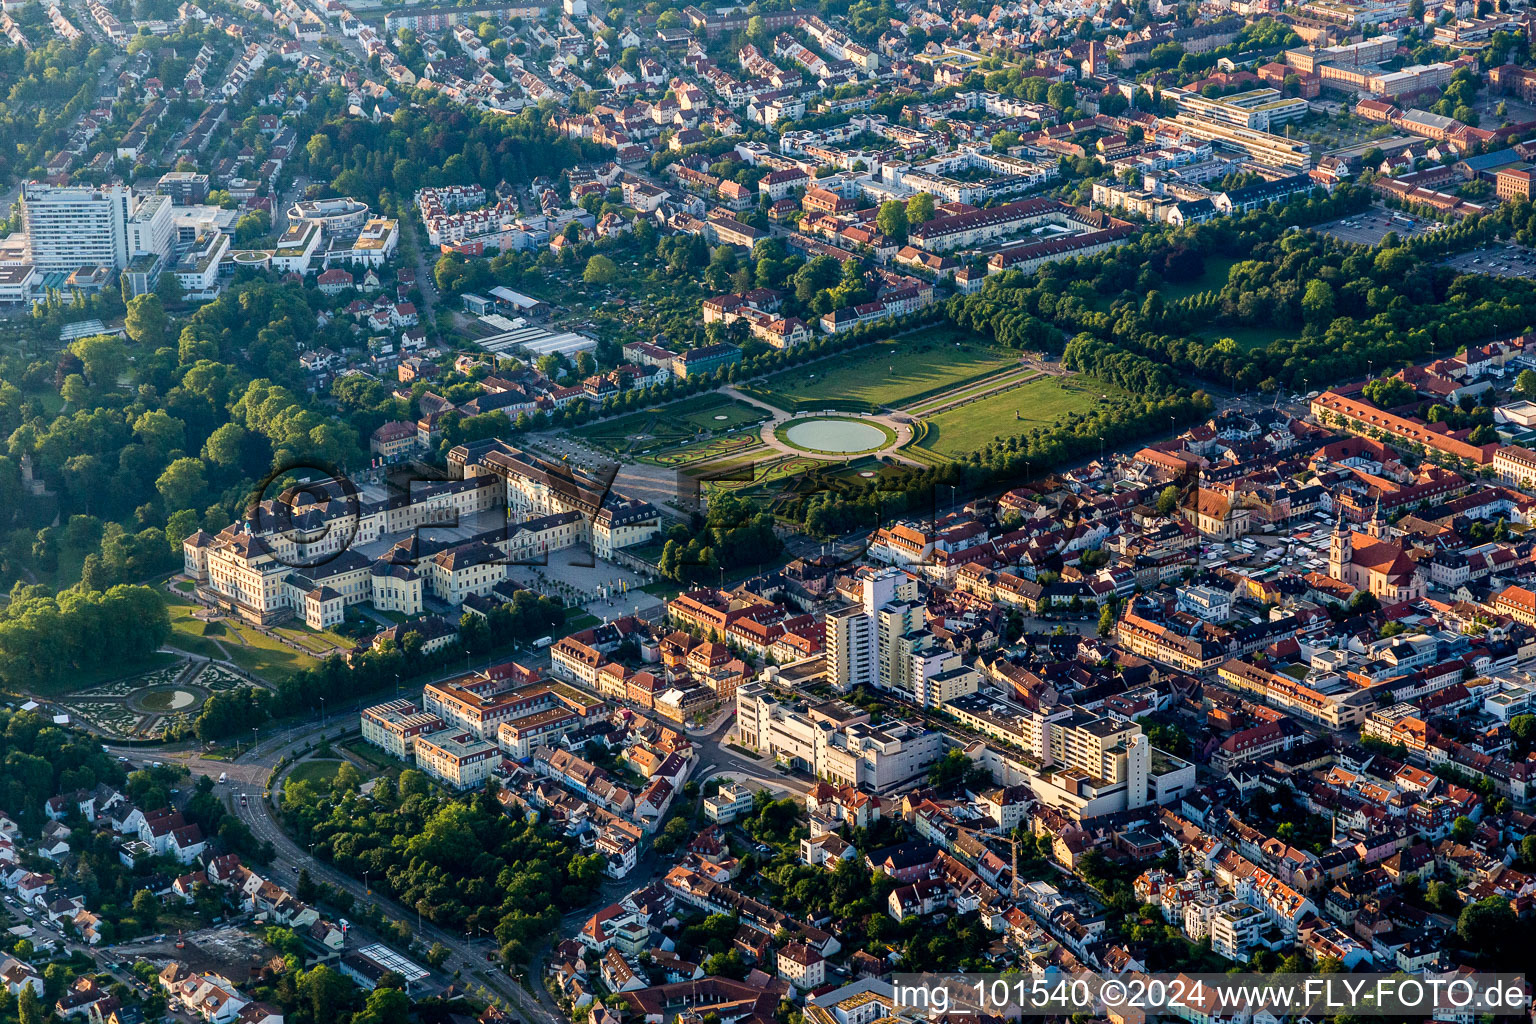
[360,699,444,758]
[413,730,500,789]
[827,567,921,693]
[946,693,1151,813]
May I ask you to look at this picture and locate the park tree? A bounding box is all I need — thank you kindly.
[1518,369,1536,398]
[1457,896,1517,958]
[19,986,43,1024]
[583,254,618,285]
[201,423,248,470]
[536,353,564,380]
[354,988,410,1024]
[1301,279,1335,324]
[164,509,200,552]
[876,200,908,242]
[906,192,935,224]
[60,374,90,406]
[68,335,128,389]
[125,294,169,348]
[132,888,159,926]
[1156,485,1181,515]
[79,554,109,592]
[1363,376,1414,409]
[235,210,271,245]
[156,458,207,512]
[297,965,353,1024]
[133,409,187,457]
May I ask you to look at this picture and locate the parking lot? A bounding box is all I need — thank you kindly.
[1439,243,1536,278]
[1317,207,1441,245]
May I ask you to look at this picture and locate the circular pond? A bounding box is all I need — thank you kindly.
[780,417,894,454]
[140,688,199,711]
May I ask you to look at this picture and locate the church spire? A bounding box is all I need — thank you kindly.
[1329,506,1352,580]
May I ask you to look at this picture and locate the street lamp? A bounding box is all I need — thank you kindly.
[318,696,326,725]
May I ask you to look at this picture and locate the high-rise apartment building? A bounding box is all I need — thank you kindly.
[828,567,922,693]
[826,605,874,692]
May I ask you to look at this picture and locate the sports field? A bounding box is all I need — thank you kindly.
[915,376,1125,458]
[745,329,1019,411]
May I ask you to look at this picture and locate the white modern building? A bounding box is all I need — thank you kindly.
[20,184,179,276]
[827,567,921,693]
[22,184,133,271]
[735,682,944,791]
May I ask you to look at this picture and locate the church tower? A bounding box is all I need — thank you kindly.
[1367,497,1387,539]
[1329,509,1352,580]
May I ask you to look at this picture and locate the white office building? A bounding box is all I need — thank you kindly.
[127,194,175,264]
[735,682,944,792]
[23,184,132,271]
[21,183,174,273]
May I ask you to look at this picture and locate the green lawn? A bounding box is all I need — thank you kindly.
[916,376,1126,458]
[641,429,766,467]
[343,738,407,771]
[223,621,321,681]
[165,597,229,660]
[1160,256,1238,303]
[273,624,351,655]
[286,759,345,787]
[163,594,318,683]
[745,330,1019,412]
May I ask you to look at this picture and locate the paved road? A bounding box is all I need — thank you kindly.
[106,683,563,1022]
[228,748,562,1024]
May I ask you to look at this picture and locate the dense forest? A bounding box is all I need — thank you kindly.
[948,184,1536,395]
[0,708,124,826]
[281,768,607,965]
[299,93,605,216]
[0,583,169,692]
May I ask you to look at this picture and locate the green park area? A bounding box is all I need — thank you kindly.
[573,393,767,455]
[1158,256,1238,303]
[1193,324,1295,354]
[744,329,1020,412]
[915,376,1128,459]
[286,759,355,787]
[165,594,320,683]
[641,428,766,467]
